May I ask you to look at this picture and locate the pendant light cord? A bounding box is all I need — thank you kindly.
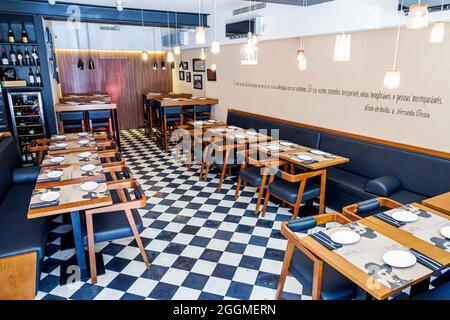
[393,0,404,69]
[86,23,91,54]
[167,0,171,48]
[213,0,217,41]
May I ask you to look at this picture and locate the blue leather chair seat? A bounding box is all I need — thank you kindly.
[63,122,83,130]
[269,179,320,204]
[0,183,49,260]
[82,208,143,245]
[289,248,357,300]
[165,116,181,123]
[411,281,450,300]
[91,121,109,128]
[192,113,210,120]
[240,167,263,186]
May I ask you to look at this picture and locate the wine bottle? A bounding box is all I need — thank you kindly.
[9,46,17,66]
[35,68,42,86]
[21,23,29,44]
[28,67,35,86]
[1,48,9,65]
[32,46,39,65]
[24,48,31,65]
[16,47,23,66]
[8,23,15,43]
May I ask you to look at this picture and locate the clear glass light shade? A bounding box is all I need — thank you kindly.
[166,51,174,63]
[211,41,220,54]
[333,34,351,62]
[48,0,56,5]
[173,45,181,55]
[195,26,206,45]
[407,4,429,29]
[297,50,307,70]
[211,63,217,71]
[383,69,401,89]
[153,61,158,70]
[200,48,206,60]
[240,41,258,65]
[116,0,123,12]
[141,51,148,61]
[429,22,445,43]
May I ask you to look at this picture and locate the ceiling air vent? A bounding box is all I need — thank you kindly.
[233,2,266,16]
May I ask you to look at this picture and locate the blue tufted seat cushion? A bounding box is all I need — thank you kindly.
[269,179,320,204]
[289,247,357,300]
[239,167,264,186]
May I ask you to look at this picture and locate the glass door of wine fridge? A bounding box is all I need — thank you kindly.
[7,91,46,163]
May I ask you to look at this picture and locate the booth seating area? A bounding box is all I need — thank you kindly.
[226,110,450,211]
[0,134,48,299]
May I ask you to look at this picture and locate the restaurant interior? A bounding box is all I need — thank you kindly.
[0,0,449,303]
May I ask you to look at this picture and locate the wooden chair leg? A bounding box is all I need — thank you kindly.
[218,165,227,192]
[312,260,324,300]
[234,176,242,200]
[108,118,113,136]
[89,120,93,133]
[149,108,153,137]
[262,188,271,217]
[204,163,211,180]
[85,213,97,284]
[255,174,268,214]
[124,209,150,269]
[276,241,295,300]
[318,173,327,214]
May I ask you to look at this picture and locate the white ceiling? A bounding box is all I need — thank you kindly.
[45,0,248,13]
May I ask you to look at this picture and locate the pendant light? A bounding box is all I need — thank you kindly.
[333,32,351,62]
[240,1,258,65]
[75,27,84,70]
[152,27,158,70]
[48,0,56,5]
[116,0,123,12]
[297,0,307,70]
[200,48,206,60]
[211,0,220,54]
[195,0,206,45]
[384,26,401,89]
[160,27,165,70]
[211,63,217,71]
[407,1,428,29]
[429,1,445,43]
[86,23,95,69]
[165,0,174,63]
[140,9,149,62]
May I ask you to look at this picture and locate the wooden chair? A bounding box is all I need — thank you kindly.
[183,105,211,122]
[88,110,113,135]
[261,162,327,219]
[342,197,403,221]
[28,138,50,165]
[159,106,184,152]
[102,163,134,182]
[234,149,276,214]
[277,213,353,300]
[97,149,124,166]
[58,111,85,133]
[85,179,150,283]
[200,139,244,192]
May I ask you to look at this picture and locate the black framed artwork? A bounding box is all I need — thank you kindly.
[193,74,203,90]
[181,61,189,70]
[207,69,217,81]
[186,72,191,83]
[193,59,206,72]
[179,71,185,81]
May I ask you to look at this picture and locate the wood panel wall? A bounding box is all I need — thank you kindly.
[55,49,173,129]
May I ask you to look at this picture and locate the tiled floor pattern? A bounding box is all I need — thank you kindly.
[36,129,326,300]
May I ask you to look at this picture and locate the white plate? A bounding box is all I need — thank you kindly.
[40,191,60,202]
[208,119,217,123]
[215,128,226,133]
[383,250,417,268]
[79,152,92,158]
[199,97,207,100]
[267,145,281,151]
[440,226,450,239]
[56,143,67,148]
[227,126,238,129]
[78,139,90,145]
[47,171,63,179]
[246,131,258,136]
[54,135,66,140]
[296,154,313,161]
[392,210,418,223]
[81,181,98,191]
[330,230,361,245]
[280,141,293,147]
[81,164,96,172]
[51,156,65,163]
[66,101,79,105]
[310,149,329,156]
[235,134,246,139]
[78,132,88,136]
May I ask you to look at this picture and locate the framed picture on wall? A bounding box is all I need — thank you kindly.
[186,72,192,83]
[207,69,217,81]
[181,61,189,70]
[193,74,203,90]
[179,71,185,81]
[193,59,206,72]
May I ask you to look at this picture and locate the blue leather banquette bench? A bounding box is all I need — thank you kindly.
[226,109,450,212]
[0,133,49,299]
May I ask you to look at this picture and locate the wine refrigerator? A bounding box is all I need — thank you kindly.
[7,90,46,163]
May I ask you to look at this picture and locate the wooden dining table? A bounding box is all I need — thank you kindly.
[27,138,114,284]
[54,102,121,151]
[422,192,450,216]
[279,203,450,300]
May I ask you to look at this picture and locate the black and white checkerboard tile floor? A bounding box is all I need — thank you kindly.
[36,129,331,300]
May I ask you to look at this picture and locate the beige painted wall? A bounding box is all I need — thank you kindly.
[173,25,450,153]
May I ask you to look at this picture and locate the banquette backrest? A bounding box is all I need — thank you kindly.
[0,136,21,204]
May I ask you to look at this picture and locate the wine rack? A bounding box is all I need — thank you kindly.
[7,91,46,163]
[0,85,8,132]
